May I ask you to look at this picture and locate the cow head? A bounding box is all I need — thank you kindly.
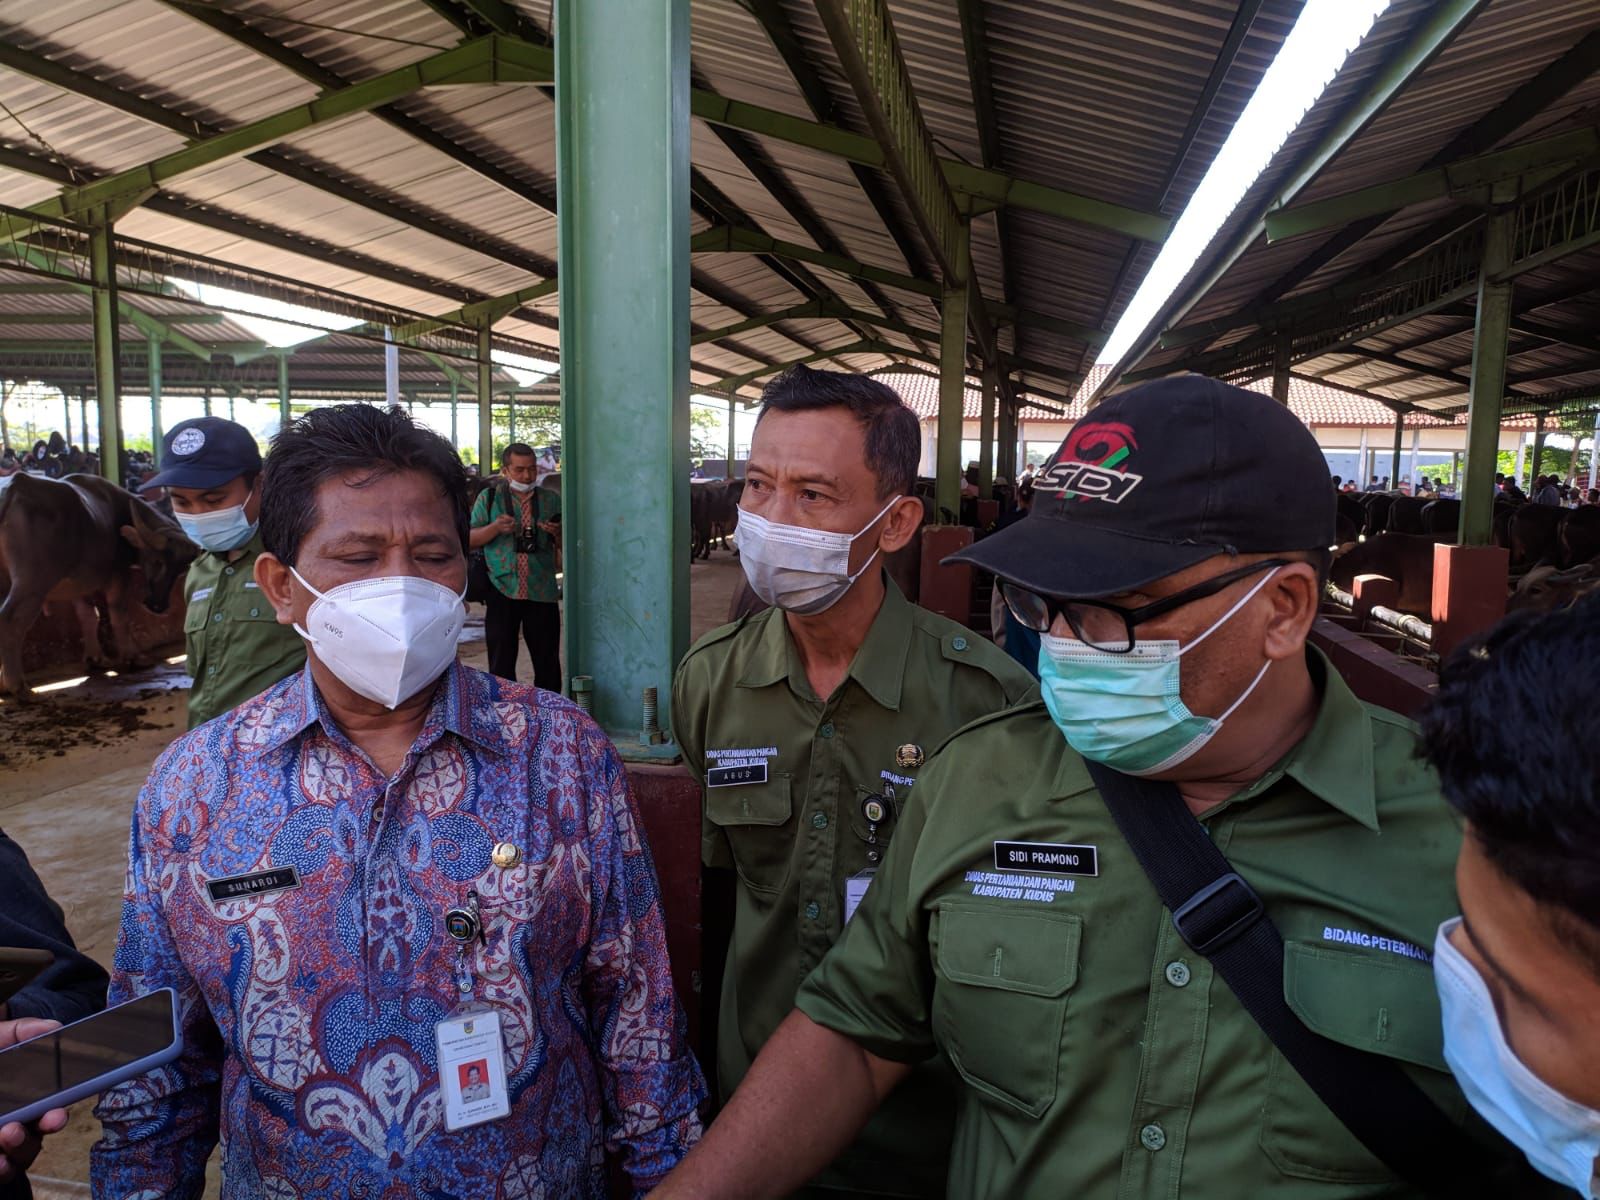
[1508,561,1600,614]
[120,499,200,613]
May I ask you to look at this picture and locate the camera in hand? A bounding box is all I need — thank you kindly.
[514,523,541,554]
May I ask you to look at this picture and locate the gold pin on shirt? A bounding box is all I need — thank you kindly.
[491,842,521,869]
[895,744,924,769]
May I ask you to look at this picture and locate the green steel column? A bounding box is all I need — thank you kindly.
[1460,198,1515,546]
[476,321,493,472]
[78,391,89,449]
[978,362,996,499]
[997,384,1018,483]
[556,0,689,739]
[1389,413,1403,487]
[450,377,459,450]
[62,393,72,448]
[727,396,736,477]
[202,385,211,418]
[88,219,123,487]
[508,393,517,443]
[277,353,290,427]
[228,393,236,422]
[148,336,163,467]
[1271,330,1292,405]
[1530,411,1547,483]
[935,225,971,522]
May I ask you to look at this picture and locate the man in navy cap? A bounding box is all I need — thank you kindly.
[141,416,304,728]
[654,375,1557,1200]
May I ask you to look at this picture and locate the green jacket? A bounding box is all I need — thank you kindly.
[797,649,1560,1199]
[183,531,305,729]
[673,578,1037,1196]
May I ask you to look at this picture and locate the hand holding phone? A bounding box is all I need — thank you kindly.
[0,1018,68,1186]
[0,989,182,1130]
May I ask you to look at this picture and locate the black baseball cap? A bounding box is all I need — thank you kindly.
[140,417,262,493]
[950,375,1335,598]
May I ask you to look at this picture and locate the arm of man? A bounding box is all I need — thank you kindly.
[90,764,225,1200]
[576,716,707,1196]
[0,829,108,1025]
[651,1011,909,1200]
[468,488,513,548]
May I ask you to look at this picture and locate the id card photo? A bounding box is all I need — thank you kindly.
[435,1009,512,1131]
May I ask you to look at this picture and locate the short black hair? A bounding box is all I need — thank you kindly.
[502,442,536,466]
[260,404,469,566]
[1418,594,1600,965]
[755,365,919,498]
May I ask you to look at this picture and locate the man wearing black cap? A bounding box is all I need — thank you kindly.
[654,376,1557,1199]
[142,416,304,729]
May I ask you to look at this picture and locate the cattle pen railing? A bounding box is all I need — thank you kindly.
[1322,585,1437,669]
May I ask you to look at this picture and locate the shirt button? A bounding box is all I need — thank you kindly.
[370,803,382,823]
[224,567,235,576]
[207,666,217,676]
[811,812,828,830]
[249,608,260,617]
[819,723,834,739]
[1140,1123,1167,1152]
[212,613,223,623]
[952,636,968,651]
[1165,960,1191,988]
[804,901,820,920]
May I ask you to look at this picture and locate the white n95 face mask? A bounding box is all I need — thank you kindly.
[291,568,466,709]
[1434,918,1600,1197]
[735,497,900,615]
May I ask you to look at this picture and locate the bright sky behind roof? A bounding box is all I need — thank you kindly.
[167,278,363,348]
[1093,0,1391,369]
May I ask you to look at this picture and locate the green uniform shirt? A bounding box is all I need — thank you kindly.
[674,579,1037,1197]
[797,649,1559,1199]
[182,531,305,729]
[470,483,561,602]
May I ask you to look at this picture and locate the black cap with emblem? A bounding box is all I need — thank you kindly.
[140,416,263,493]
[949,375,1335,598]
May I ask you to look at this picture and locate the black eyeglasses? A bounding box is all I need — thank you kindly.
[999,558,1290,653]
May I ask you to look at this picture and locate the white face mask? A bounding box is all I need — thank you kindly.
[291,568,466,709]
[506,479,534,494]
[1434,919,1600,1197]
[735,496,900,615]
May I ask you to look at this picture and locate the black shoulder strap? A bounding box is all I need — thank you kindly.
[1083,759,1500,1198]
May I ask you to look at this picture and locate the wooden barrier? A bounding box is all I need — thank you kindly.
[918,525,974,625]
[1309,617,1436,719]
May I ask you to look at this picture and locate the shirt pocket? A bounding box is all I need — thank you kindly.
[704,774,794,896]
[183,588,213,635]
[1260,940,1451,1183]
[932,901,1081,1119]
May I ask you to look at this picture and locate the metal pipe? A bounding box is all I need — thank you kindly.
[978,362,996,499]
[148,336,163,467]
[1460,192,1515,545]
[89,219,123,486]
[935,225,970,522]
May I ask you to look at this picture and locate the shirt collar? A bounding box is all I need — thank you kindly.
[1275,646,1379,831]
[252,660,512,759]
[736,574,913,711]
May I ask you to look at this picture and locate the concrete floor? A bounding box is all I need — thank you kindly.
[1,551,746,1198]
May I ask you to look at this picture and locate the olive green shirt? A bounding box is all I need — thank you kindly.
[182,531,305,729]
[674,578,1037,1196]
[797,650,1558,1199]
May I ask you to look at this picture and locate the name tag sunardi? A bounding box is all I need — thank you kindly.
[206,865,302,903]
[993,841,1099,877]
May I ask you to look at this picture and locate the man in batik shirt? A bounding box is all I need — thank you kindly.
[92,405,703,1200]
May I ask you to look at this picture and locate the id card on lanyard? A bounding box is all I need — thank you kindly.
[436,890,511,1131]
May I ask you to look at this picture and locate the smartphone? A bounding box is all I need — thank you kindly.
[0,948,53,1006]
[0,988,182,1127]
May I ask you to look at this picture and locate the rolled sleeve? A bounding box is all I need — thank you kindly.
[577,723,706,1196]
[90,762,223,1200]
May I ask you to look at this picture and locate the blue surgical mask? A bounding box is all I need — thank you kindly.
[175,490,257,553]
[1435,919,1600,1197]
[1036,569,1277,776]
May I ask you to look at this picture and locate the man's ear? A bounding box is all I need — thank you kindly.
[255,552,297,626]
[1262,562,1320,661]
[878,495,925,555]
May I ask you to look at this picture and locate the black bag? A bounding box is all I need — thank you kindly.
[466,481,509,604]
[1083,759,1506,1199]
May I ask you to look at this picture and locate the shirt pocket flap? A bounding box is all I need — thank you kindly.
[1284,940,1446,1071]
[937,903,1081,997]
[704,775,792,828]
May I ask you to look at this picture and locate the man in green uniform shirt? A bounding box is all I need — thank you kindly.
[657,375,1557,1199]
[142,417,305,729]
[673,366,1035,1198]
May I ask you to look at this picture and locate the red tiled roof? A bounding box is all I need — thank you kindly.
[881,369,1536,430]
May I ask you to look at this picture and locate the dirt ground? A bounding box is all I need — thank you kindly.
[2,552,746,1199]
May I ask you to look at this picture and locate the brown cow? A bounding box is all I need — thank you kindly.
[1329,532,1450,617]
[0,472,198,697]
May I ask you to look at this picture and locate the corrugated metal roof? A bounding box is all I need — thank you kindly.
[1123,0,1600,415]
[0,0,1392,406]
